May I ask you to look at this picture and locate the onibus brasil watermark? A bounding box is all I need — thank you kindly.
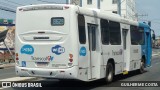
[2,82,42,88]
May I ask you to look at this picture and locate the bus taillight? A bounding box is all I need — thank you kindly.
[15,53,19,66]
[69,54,73,62]
[16,53,19,60]
[16,53,18,57]
[69,59,73,62]
[69,54,73,59]
[16,58,19,60]
[68,54,73,66]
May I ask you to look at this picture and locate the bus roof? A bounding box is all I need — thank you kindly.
[138,22,150,28]
[17,4,138,26]
[76,5,138,26]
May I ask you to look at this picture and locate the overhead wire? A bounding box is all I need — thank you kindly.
[0,5,16,13]
[0,1,17,8]
[0,0,19,16]
[3,0,24,6]
[37,0,57,3]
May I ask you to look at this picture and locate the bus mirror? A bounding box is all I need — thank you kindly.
[152,34,155,40]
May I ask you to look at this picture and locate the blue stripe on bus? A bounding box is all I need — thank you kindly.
[139,22,152,67]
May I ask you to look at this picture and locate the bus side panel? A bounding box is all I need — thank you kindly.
[102,45,124,75]
[76,14,89,81]
[130,45,141,71]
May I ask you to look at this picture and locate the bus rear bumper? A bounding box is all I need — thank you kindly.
[15,66,78,79]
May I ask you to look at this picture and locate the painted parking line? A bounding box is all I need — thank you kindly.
[0,63,15,69]
[152,54,159,56]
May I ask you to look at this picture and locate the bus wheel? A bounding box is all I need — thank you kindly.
[105,63,114,83]
[139,59,145,74]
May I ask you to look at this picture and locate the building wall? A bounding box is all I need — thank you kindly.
[99,0,137,20]
[82,0,98,9]
[67,0,137,21]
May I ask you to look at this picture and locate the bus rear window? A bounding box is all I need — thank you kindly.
[51,17,64,26]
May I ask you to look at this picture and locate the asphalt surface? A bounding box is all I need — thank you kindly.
[0,67,16,80]
[1,52,160,90]
[152,48,160,54]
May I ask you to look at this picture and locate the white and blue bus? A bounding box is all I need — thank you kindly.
[15,4,152,82]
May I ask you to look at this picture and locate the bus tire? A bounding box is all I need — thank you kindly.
[139,58,145,74]
[105,63,114,83]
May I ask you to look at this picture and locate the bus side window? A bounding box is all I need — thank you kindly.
[131,26,138,45]
[130,26,145,45]
[100,19,109,45]
[109,21,121,45]
[78,14,86,44]
[138,27,145,45]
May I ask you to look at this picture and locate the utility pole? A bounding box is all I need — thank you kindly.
[117,0,121,16]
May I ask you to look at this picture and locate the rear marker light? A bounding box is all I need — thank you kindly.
[16,58,19,60]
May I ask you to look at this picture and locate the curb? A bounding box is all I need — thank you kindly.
[0,63,15,69]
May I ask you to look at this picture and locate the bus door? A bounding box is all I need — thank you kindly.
[87,24,99,79]
[122,29,129,71]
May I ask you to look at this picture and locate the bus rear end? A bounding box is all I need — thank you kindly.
[15,4,78,79]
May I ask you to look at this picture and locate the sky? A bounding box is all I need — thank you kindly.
[0,0,160,36]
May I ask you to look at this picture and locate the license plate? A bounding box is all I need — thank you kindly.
[36,62,48,67]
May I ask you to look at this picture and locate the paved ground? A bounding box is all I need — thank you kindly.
[0,54,160,90]
[152,48,160,56]
[0,67,16,80]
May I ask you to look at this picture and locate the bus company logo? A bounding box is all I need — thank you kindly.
[52,45,65,55]
[31,56,54,61]
[21,45,34,55]
[80,47,86,56]
[112,49,123,56]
